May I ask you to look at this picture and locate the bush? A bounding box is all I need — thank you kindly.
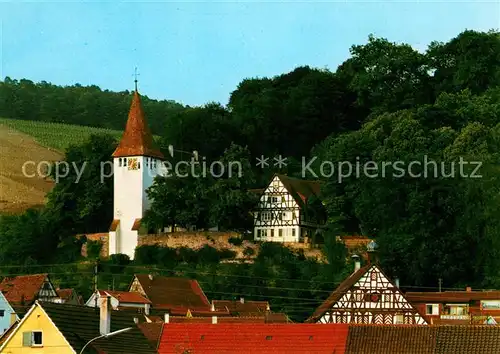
[86,240,102,259]
[176,247,198,263]
[107,254,130,273]
[197,245,221,264]
[218,248,237,260]
[156,247,177,267]
[228,236,243,246]
[134,245,161,265]
[243,247,255,257]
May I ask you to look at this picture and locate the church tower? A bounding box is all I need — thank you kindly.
[108,87,164,259]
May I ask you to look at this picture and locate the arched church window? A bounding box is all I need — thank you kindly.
[119,158,122,167]
[124,158,127,166]
[138,162,141,169]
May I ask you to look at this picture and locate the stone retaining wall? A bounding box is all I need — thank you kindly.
[79,231,325,261]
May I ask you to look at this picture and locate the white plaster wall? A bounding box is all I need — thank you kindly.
[253,176,301,242]
[112,156,158,259]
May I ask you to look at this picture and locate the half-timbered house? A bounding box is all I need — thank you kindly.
[252,174,325,243]
[306,258,427,325]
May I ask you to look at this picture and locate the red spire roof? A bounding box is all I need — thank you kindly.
[112,90,164,159]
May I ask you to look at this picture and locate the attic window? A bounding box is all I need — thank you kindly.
[22,330,43,347]
[266,336,272,340]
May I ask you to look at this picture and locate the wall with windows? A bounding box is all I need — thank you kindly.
[253,176,302,242]
[254,226,300,243]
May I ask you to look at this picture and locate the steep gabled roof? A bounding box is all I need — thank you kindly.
[112,90,164,159]
[158,323,350,354]
[306,264,425,324]
[274,174,321,207]
[40,302,156,353]
[306,265,371,322]
[0,274,52,305]
[131,274,211,311]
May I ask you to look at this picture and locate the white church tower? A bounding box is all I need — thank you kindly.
[108,85,165,259]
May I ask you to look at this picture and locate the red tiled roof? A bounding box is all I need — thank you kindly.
[158,323,349,354]
[98,290,151,304]
[0,274,49,304]
[57,289,73,300]
[406,291,500,303]
[337,235,372,250]
[166,313,291,324]
[57,288,82,304]
[212,299,269,315]
[112,90,164,159]
[132,275,211,311]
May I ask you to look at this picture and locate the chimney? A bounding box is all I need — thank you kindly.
[99,295,111,336]
[352,254,361,273]
[211,302,215,311]
[148,274,153,281]
[212,316,217,324]
[240,297,244,304]
[133,317,139,324]
[394,277,400,288]
[164,312,170,323]
[466,286,471,292]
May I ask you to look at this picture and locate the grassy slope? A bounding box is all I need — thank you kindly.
[0,118,163,214]
[0,118,123,152]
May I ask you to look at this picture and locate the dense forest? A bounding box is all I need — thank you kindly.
[1,29,500,321]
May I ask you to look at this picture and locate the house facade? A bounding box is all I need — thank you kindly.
[0,298,156,353]
[405,288,500,325]
[0,291,18,335]
[252,174,325,243]
[307,259,427,325]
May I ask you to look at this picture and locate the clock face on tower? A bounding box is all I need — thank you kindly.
[128,158,138,170]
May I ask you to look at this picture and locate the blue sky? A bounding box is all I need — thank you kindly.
[1,1,499,107]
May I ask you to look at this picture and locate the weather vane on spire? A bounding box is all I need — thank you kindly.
[133,67,140,91]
